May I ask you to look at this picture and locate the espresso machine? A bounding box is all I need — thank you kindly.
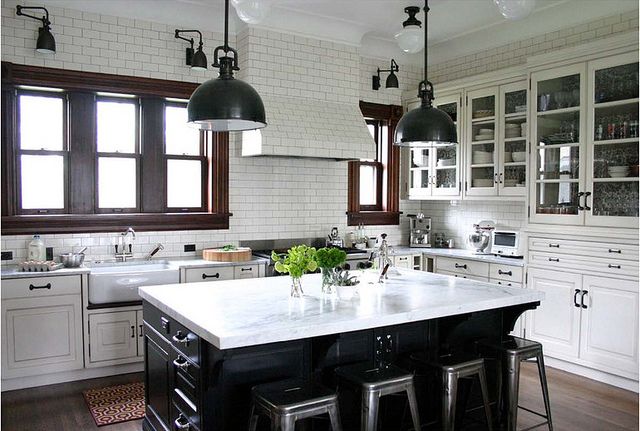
[408,213,431,248]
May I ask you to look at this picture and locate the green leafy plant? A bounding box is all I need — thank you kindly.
[271,245,318,279]
[315,247,347,270]
[332,269,360,286]
[221,244,237,251]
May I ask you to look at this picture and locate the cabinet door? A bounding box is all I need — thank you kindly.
[144,327,173,431]
[137,309,144,358]
[526,268,582,360]
[529,63,587,225]
[88,311,138,363]
[498,81,528,196]
[2,294,83,378]
[433,92,462,197]
[585,51,639,228]
[466,86,499,196]
[579,276,638,377]
[234,264,259,279]
[408,147,434,198]
[183,266,235,283]
[394,255,412,269]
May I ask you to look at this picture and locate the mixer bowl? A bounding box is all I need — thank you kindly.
[468,232,490,253]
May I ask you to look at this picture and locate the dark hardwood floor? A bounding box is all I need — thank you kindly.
[1,365,638,431]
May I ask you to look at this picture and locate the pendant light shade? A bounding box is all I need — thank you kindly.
[494,0,536,20]
[36,26,56,53]
[187,0,266,131]
[395,6,424,54]
[394,1,457,148]
[190,46,208,71]
[385,71,399,89]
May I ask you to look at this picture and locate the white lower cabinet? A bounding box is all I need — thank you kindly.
[88,311,139,363]
[136,309,144,359]
[394,255,412,269]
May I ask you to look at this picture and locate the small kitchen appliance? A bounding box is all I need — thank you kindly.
[491,229,524,257]
[467,220,495,254]
[408,213,431,248]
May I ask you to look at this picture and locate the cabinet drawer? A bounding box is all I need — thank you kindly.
[529,251,639,278]
[437,270,488,282]
[172,394,200,431]
[1,275,82,300]
[436,257,489,278]
[184,266,234,283]
[143,303,200,365]
[489,264,523,283]
[489,278,523,288]
[529,237,639,261]
[234,264,259,279]
[172,352,200,406]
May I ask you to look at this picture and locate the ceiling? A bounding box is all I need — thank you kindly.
[36,0,639,65]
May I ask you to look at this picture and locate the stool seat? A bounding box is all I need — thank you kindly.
[335,363,414,390]
[483,336,542,356]
[411,352,484,372]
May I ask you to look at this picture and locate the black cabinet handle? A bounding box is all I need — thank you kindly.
[608,248,621,254]
[454,263,467,269]
[548,243,560,248]
[130,325,135,338]
[494,173,498,184]
[608,264,621,269]
[573,289,581,308]
[240,267,252,272]
[29,283,51,290]
[202,272,220,279]
[581,290,588,309]
[498,269,512,276]
[577,191,585,211]
[584,191,591,211]
[173,356,190,371]
[499,172,503,184]
[548,257,559,262]
[139,324,143,337]
[172,331,190,345]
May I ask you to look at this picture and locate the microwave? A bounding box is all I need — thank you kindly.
[491,230,524,257]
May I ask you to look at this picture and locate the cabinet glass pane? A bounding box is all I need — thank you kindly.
[594,104,639,141]
[437,102,457,122]
[165,106,200,156]
[20,155,64,209]
[504,90,527,115]
[435,145,456,189]
[537,74,580,112]
[594,62,639,103]
[411,148,430,167]
[538,111,579,144]
[592,182,639,217]
[97,101,136,153]
[536,146,579,180]
[503,165,526,188]
[471,142,495,164]
[471,166,495,188]
[593,141,639,179]
[98,157,137,208]
[19,95,64,151]
[536,182,580,215]
[471,95,495,119]
[411,169,430,189]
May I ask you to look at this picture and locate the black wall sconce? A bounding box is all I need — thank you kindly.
[16,5,55,54]
[175,29,208,71]
[372,59,399,90]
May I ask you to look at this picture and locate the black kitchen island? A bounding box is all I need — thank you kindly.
[139,269,542,430]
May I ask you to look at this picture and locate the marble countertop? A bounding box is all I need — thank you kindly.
[421,248,526,267]
[139,268,543,350]
[0,256,269,279]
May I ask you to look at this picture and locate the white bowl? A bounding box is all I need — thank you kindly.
[505,123,520,129]
[438,158,455,167]
[478,128,494,134]
[473,179,494,187]
[512,152,526,162]
[412,156,428,167]
[608,166,630,171]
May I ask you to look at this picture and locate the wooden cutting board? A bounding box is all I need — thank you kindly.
[202,247,252,262]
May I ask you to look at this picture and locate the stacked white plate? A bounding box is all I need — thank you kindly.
[412,154,428,167]
[437,158,455,167]
[475,128,494,141]
[512,151,526,162]
[505,123,521,138]
[473,178,494,187]
[608,166,630,178]
[504,179,518,187]
[473,151,493,164]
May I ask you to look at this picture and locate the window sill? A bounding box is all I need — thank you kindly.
[346,211,401,226]
[1,212,231,235]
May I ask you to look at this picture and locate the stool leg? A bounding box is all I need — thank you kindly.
[248,403,259,431]
[278,414,295,431]
[361,389,380,431]
[405,383,421,431]
[505,354,521,431]
[442,370,457,431]
[536,352,554,431]
[477,365,494,431]
[327,401,343,431]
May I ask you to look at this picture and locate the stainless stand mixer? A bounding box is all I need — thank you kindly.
[467,220,495,254]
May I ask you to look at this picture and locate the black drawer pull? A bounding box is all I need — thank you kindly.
[548,257,559,262]
[173,356,190,371]
[172,331,190,345]
[573,289,581,308]
[581,290,588,309]
[608,249,621,254]
[139,324,143,337]
[454,263,467,269]
[130,325,135,338]
[608,264,621,269]
[240,267,253,272]
[202,272,220,279]
[174,414,191,430]
[29,283,51,290]
[498,269,512,276]
[548,243,560,248]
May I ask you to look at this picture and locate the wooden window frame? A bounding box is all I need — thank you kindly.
[1,62,230,234]
[347,101,403,226]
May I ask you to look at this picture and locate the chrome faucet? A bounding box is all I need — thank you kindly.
[145,243,164,261]
[115,227,136,261]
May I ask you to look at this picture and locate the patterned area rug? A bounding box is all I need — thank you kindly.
[83,382,145,426]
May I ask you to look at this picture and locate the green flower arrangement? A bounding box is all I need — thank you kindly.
[315,247,347,294]
[271,245,318,297]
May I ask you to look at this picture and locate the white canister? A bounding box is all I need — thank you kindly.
[28,234,46,261]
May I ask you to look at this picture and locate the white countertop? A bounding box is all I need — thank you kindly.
[139,269,543,350]
[421,248,526,267]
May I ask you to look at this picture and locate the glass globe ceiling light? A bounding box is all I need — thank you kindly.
[494,0,536,20]
[395,6,424,54]
[231,0,273,24]
[394,0,457,148]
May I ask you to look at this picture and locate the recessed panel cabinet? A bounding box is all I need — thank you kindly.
[88,311,139,363]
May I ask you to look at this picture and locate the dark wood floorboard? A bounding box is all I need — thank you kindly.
[1,365,637,431]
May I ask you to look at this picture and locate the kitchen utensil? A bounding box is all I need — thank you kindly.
[512,152,526,162]
[467,221,495,254]
[60,247,87,268]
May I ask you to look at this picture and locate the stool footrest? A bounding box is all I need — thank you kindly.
[518,405,550,419]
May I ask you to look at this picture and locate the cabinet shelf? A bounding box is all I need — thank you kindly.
[534,178,580,183]
[504,112,527,119]
[504,162,527,167]
[504,137,526,142]
[537,106,581,116]
[435,165,456,170]
[471,139,495,144]
[535,142,581,149]
[593,98,639,108]
[592,137,639,145]
[471,117,496,124]
[592,177,639,183]
[410,166,430,170]
[470,163,495,168]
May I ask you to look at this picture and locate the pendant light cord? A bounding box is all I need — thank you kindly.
[224,0,230,52]
[424,0,428,84]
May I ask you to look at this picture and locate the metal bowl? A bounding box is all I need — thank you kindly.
[60,253,85,268]
[468,232,490,253]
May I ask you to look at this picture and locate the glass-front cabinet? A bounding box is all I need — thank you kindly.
[465,88,498,196]
[529,51,638,228]
[404,92,462,199]
[499,82,528,196]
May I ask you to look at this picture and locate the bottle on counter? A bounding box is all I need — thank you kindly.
[28,234,46,261]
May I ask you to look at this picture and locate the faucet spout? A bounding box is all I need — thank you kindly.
[146,243,164,261]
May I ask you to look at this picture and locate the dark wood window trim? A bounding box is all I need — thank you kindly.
[347,101,403,226]
[1,62,231,234]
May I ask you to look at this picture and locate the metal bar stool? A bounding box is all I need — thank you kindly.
[480,336,553,431]
[411,352,493,431]
[249,378,342,431]
[335,362,420,431]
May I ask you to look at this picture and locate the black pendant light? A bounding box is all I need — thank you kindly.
[16,5,56,54]
[394,1,457,148]
[372,59,399,91]
[187,0,266,131]
[175,29,208,71]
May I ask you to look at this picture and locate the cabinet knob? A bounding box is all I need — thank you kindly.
[548,243,560,248]
[573,289,581,308]
[240,267,252,272]
[608,248,621,254]
[581,290,588,309]
[548,257,559,262]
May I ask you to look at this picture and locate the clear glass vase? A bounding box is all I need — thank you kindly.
[321,268,336,294]
[290,277,304,298]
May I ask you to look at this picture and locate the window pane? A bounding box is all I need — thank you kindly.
[97,101,136,153]
[167,159,202,208]
[98,157,137,208]
[359,164,377,206]
[19,95,63,150]
[21,155,64,209]
[165,106,200,156]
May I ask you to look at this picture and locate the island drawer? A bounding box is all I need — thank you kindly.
[144,303,201,365]
[1,275,81,299]
[172,393,200,431]
[529,251,639,278]
[489,264,523,283]
[184,266,234,283]
[529,237,639,261]
[234,264,259,279]
[437,270,488,282]
[490,279,523,288]
[172,351,200,403]
[436,257,489,278]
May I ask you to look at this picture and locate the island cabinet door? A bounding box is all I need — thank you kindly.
[144,325,173,431]
[527,268,582,360]
[579,276,639,378]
